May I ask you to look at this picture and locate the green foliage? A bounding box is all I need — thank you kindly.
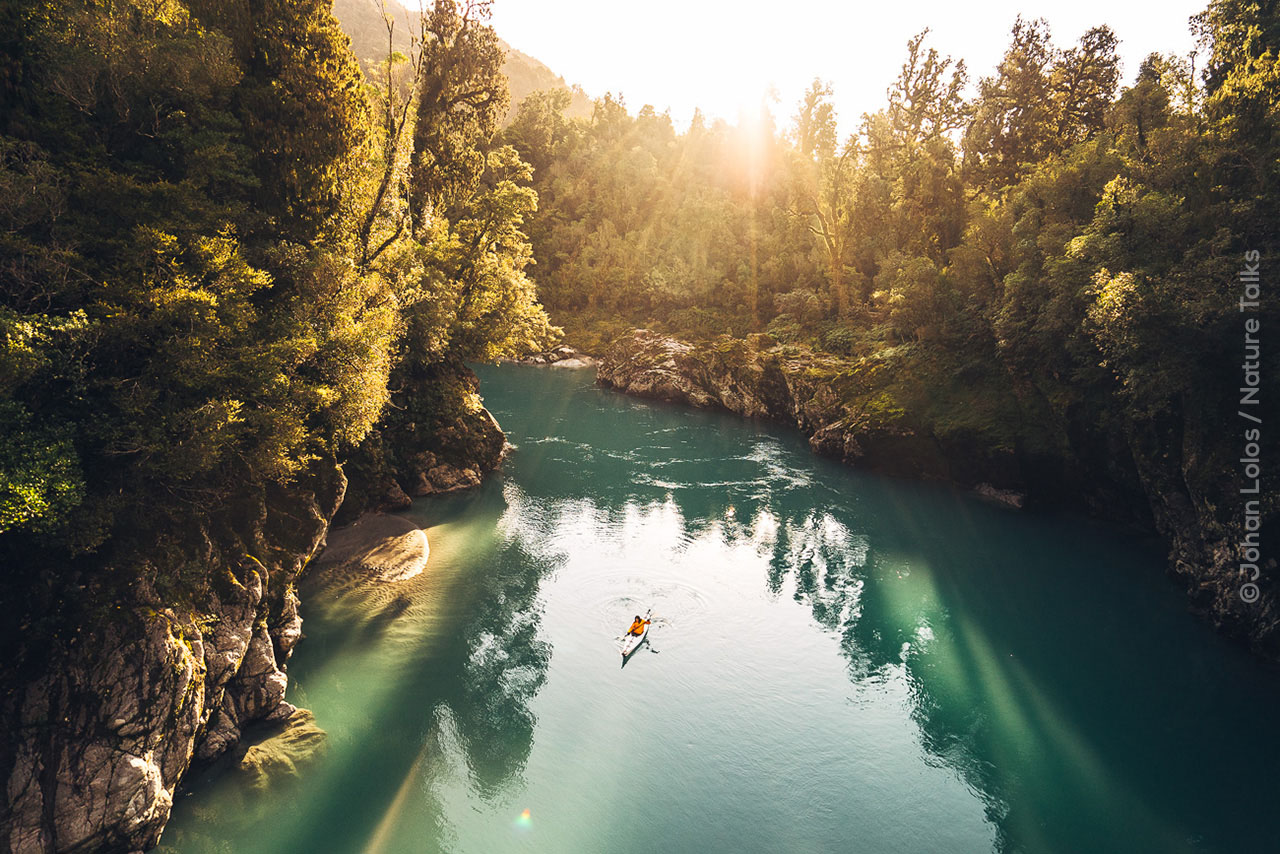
[0,0,556,632]
[411,0,510,220]
[0,400,83,534]
[521,1,1276,567]
[964,18,1120,191]
[2,0,1274,654]
[766,314,806,345]
[818,324,859,356]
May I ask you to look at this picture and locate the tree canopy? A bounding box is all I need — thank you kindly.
[0,0,554,633]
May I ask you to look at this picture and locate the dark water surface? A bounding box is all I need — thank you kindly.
[162,365,1280,854]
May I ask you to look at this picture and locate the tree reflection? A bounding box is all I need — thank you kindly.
[449,542,553,798]
[746,486,1280,854]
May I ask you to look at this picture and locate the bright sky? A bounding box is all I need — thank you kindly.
[481,0,1208,135]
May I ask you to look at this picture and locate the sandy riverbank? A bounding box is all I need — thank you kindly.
[313,513,430,583]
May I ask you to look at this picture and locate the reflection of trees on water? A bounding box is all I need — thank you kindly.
[232,481,558,852]
[470,373,1280,854]
[442,428,1278,854]
[449,538,553,798]
[767,510,868,632]
[346,479,561,814]
[288,386,1280,854]
[746,500,1135,853]
[736,490,1280,854]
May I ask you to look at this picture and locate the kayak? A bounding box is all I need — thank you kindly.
[620,622,648,659]
[621,609,651,659]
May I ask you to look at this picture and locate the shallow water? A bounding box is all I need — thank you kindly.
[161,365,1280,854]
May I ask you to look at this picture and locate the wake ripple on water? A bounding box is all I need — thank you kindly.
[574,571,714,635]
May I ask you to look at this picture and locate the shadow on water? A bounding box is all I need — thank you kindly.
[161,478,559,854]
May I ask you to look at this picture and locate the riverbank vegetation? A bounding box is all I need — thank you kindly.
[504,0,1277,649]
[0,0,555,669]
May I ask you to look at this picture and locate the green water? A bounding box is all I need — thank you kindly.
[162,365,1279,854]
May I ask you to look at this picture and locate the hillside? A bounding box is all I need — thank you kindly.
[333,0,593,120]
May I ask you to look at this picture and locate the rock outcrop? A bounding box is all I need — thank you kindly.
[0,364,509,853]
[0,461,345,854]
[314,513,430,584]
[408,452,484,496]
[598,329,1027,499]
[0,362,513,854]
[505,345,597,368]
[598,329,1278,662]
[335,363,506,525]
[1,367,510,854]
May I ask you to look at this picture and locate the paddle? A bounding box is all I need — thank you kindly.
[617,608,653,649]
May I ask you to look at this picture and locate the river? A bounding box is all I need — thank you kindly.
[160,364,1280,854]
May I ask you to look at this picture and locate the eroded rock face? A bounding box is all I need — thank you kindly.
[406,452,483,496]
[3,614,200,854]
[598,330,1019,492]
[1,461,346,854]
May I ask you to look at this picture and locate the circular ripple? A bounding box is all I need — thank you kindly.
[577,572,713,635]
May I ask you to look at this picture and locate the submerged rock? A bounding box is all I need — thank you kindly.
[235,709,328,791]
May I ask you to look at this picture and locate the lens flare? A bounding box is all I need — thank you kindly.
[514,808,532,830]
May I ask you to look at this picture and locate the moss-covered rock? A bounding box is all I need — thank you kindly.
[335,360,506,524]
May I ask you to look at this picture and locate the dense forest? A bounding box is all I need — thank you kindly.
[0,1,560,848]
[0,0,554,675]
[504,3,1277,647]
[507,9,1276,358]
[0,0,1275,850]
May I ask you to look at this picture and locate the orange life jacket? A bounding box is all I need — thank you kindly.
[629,619,646,635]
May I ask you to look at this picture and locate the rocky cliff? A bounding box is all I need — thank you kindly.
[1,460,344,854]
[1,381,506,854]
[333,363,507,523]
[598,329,1278,661]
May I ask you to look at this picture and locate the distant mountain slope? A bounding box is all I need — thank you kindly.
[333,0,592,120]
[501,42,593,119]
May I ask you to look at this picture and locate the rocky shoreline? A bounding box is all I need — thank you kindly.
[501,345,598,369]
[597,330,1030,507]
[2,393,503,854]
[2,460,346,854]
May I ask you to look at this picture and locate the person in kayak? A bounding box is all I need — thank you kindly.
[628,615,649,636]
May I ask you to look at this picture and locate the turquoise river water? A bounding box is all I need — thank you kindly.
[161,364,1280,854]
